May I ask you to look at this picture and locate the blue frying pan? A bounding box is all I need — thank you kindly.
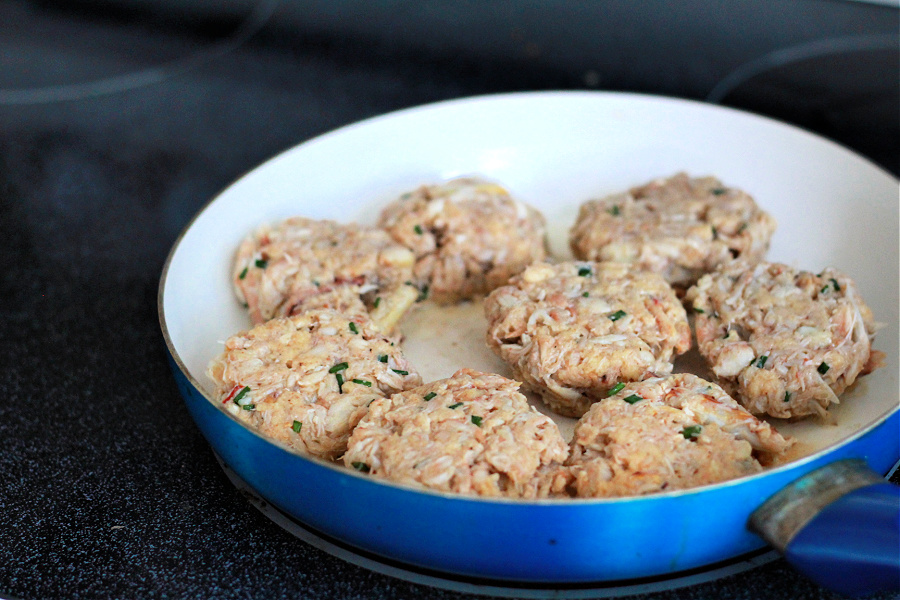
[158,92,900,596]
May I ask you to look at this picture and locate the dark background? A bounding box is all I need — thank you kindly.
[1,1,897,599]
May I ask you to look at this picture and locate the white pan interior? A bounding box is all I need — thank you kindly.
[162,91,899,468]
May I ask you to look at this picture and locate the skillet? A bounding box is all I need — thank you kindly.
[158,92,899,585]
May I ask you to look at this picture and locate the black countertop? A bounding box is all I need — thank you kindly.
[1,2,898,599]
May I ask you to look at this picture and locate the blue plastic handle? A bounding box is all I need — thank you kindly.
[785,482,900,597]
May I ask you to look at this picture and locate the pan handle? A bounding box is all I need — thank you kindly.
[749,459,899,597]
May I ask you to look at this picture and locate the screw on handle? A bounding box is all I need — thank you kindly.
[750,459,900,597]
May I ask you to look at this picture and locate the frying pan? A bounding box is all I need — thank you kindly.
[158,92,899,590]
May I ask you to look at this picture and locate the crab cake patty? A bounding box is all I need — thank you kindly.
[343,369,570,498]
[569,172,776,293]
[484,261,691,417]
[567,374,792,498]
[686,261,882,419]
[378,177,548,304]
[207,309,422,460]
[233,217,418,333]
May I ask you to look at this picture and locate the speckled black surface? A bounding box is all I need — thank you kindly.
[1,2,897,599]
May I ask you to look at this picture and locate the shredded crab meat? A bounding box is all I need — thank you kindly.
[570,172,776,294]
[343,369,571,498]
[485,261,691,417]
[207,309,422,460]
[232,217,417,334]
[566,374,792,498]
[686,261,881,419]
[378,176,549,304]
[209,171,890,499]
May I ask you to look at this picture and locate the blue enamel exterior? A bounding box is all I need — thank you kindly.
[169,357,899,583]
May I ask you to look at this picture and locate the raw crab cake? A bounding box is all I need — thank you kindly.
[686,261,883,419]
[343,369,571,498]
[207,309,422,460]
[567,374,792,498]
[233,217,419,334]
[377,176,548,304]
[569,172,776,294]
[484,261,692,417]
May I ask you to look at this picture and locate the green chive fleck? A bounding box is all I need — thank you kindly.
[830,278,841,292]
[578,267,592,277]
[818,362,830,375]
[755,355,768,368]
[582,291,590,298]
[352,379,372,387]
[711,188,727,196]
[607,382,625,396]
[623,394,643,404]
[374,297,382,309]
[417,285,430,302]
[784,391,791,403]
[607,205,621,216]
[232,386,251,406]
[821,285,830,294]
[351,462,370,473]
[242,404,256,411]
[392,369,409,376]
[349,322,359,334]
[292,420,302,433]
[335,373,344,393]
[682,425,702,439]
[448,402,463,409]
[378,355,388,363]
[471,415,483,427]
[693,307,705,314]
[711,226,718,239]
[609,310,627,321]
[423,392,436,401]
[238,267,248,280]
[329,362,349,373]
[414,224,424,235]
[255,258,268,269]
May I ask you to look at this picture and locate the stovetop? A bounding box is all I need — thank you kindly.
[1,1,897,599]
